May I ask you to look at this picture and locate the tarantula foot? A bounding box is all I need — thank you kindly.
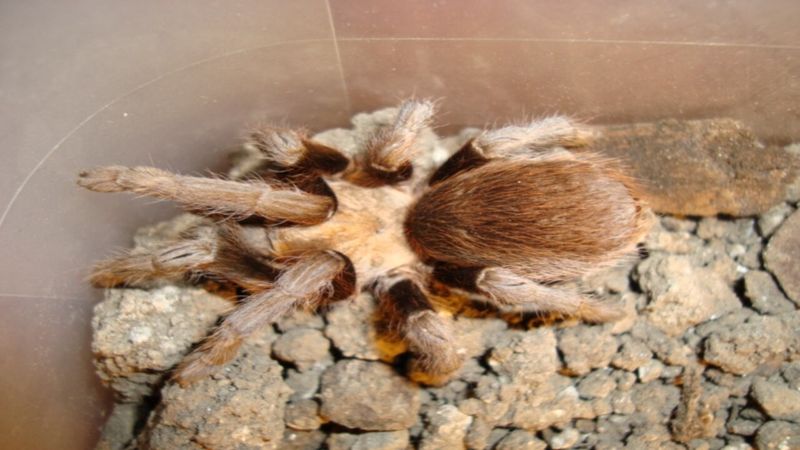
[404,310,464,386]
[77,166,130,192]
[171,353,220,387]
[577,296,626,323]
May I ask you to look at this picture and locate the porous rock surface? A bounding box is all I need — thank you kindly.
[593,118,800,216]
[92,109,800,450]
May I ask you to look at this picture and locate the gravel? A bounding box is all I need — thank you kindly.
[91,109,800,450]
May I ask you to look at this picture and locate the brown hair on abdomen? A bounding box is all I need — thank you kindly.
[404,155,645,281]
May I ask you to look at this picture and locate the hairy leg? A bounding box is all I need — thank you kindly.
[77,166,334,224]
[248,126,350,175]
[475,267,624,322]
[374,272,462,384]
[174,251,352,385]
[90,222,277,289]
[89,228,218,288]
[346,99,436,186]
[473,116,593,157]
[427,116,592,185]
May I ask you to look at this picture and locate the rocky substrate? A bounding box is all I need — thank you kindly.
[94,108,800,450]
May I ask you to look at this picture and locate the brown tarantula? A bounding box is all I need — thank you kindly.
[78,100,651,385]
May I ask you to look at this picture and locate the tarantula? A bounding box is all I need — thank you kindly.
[78,100,650,386]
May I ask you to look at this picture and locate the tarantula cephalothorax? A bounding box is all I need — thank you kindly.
[78,100,651,386]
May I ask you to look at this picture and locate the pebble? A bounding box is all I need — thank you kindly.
[750,378,800,422]
[558,325,618,375]
[487,328,557,384]
[744,271,796,314]
[284,399,323,431]
[318,360,420,430]
[547,427,580,449]
[495,430,547,450]
[272,328,332,371]
[704,315,792,375]
[611,337,653,371]
[764,210,800,304]
[419,405,472,450]
[754,421,800,450]
[638,359,665,383]
[326,431,409,450]
[577,369,616,399]
[758,202,794,237]
[636,253,741,336]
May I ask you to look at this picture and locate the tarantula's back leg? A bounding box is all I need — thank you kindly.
[373,271,462,385]
[174,250,355,385]
[433,264,624,323]
[89,224,278,291]
[428,116,593,186]
[346,99,436,187]
[77,166,334,225]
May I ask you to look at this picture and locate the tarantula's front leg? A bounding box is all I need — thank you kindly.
[434,265,623,323]
[428,116,593,185]
[374,273,462,384]
[346,99,436,187]
[77,166,334,224]
[248,126,350,175]
[175,250,354,385]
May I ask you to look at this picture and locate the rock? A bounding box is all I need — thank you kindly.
[727,417,761,437]
[636,254,740,336]
[95,403,141,450]
[141,333,291,450]
[558,325,618,376]
[457,375,519,424]
[638,359,665,383]
[92,286,231,402]
[696,217,760,243]
[272,328,332,371]
[751,378,800,422]
[611,336,653,371]
[284,399,323,431]
[782,362,800,390]
[318,360,420,430]
[764,210,800,304]
[451,316,508,360]
[506,374,594,430]
[284,367,324,401]
[324,293,382,360]
[625,424,678,449]
[282,430,327,450]
[419,405,472,450]
[754,421,800,450]
[704,315,792,375]
[644,221,705,254]
[758,203,794,238]
[326,431,410,450]
[722,443,753,450]
[744,271,796,314]
[631,382,681,425]
[630,320,694,366]
[487,328,558,385]
[463,417,494,450]
[494,429,547,450]
[577,369,616,399]
[547,427,580,449]
[275,309,325,332]
[593,118,799,216]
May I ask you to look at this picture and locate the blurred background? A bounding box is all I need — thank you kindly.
[1,1,798,448]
